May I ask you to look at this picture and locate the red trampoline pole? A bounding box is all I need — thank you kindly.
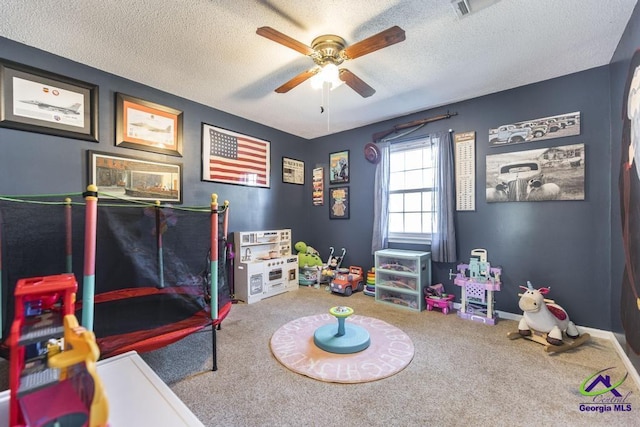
[155,201,165,289]
[82,185,98,331]
[0,209,3,335]
[210,194,219,372]
[65,197,72,273]
[210,194,219,321]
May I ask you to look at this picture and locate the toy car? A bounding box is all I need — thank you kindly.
[329,266,364,296]
[487,160,546,202]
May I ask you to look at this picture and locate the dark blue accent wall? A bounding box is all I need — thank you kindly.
[1,1,639,338]
[0,37,310,239]
[309,66,612,329]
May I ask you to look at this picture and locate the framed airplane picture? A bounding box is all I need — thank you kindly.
[116,93,183,156]
[0,59,98,141]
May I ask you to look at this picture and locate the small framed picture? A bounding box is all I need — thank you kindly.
[329,150,349,185]
[329,186,349,219]
[116,93,183,157]
[282,157,304,185]
[312,167,324,206]
[0,59,98,141]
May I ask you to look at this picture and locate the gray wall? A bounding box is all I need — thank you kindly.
[0,19,631,333]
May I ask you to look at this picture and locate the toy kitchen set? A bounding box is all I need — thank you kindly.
[233,229,298,304]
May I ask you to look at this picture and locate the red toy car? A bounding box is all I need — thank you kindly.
[330,266,364,296]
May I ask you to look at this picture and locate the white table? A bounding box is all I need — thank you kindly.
[0,351,204,426]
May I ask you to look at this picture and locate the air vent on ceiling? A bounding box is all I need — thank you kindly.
[452,0,471,17]
[451,0,502,19]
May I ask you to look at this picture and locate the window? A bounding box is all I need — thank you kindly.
[387,137,437,243]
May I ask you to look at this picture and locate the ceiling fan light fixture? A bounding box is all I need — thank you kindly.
[257,25,405,97]
[310,63,344,90]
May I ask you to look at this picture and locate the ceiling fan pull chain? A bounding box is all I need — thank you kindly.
[323,81,331,131]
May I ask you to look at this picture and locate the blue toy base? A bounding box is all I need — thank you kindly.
[313,323,371,354]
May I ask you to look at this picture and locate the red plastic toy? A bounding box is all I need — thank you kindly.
[8,274,108,427]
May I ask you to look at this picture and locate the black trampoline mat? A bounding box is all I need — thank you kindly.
[77,292,207,338]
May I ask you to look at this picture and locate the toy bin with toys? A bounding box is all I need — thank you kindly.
[294,241,323,286]
[374,249,431,312]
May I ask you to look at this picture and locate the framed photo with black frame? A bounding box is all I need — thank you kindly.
[0,59,98,141]
[88,150,183,203]
[329,150,349,184]
[115,93,183,156]
[329,186,349,219]
[282,156,304,185]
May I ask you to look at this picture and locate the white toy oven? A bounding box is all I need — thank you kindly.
[234,229,298,304]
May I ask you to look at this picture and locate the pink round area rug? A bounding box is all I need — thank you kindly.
[270,313,414,383]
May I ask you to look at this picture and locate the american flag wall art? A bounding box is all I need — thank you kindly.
[201,123,270,188]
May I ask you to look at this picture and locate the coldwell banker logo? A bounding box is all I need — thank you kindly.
[578,367,633,413]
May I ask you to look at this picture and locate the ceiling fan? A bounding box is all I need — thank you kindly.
[256,26,406,98]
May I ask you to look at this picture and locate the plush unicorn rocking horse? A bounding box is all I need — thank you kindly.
[507,281,589,353]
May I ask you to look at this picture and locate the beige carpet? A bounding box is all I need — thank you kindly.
[270,313,414,383]
[137,286,640,426]
[2,286,639,426]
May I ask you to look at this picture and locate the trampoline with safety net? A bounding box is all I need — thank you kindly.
[0,189,231,369]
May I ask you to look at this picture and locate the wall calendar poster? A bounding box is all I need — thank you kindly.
[454,131,476,211]
[312,167,324,206]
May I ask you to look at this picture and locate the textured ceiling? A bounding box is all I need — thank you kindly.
[0,0,637,139]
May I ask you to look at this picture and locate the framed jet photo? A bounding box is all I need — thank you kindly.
[115,93,183,157]
[0,59,98,141]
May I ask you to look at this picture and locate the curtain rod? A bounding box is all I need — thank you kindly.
[372,111,458,142]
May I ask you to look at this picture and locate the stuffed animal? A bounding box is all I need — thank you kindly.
[517,281,580,345]
[294,241,323,268]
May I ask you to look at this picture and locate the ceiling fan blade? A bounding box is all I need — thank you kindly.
[275,68,319,93]
[339,69,375,98]
[342,26,406,60]
[256,26,315,56]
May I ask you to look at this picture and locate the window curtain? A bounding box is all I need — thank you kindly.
[430,131,457,262]
[371,140,390,253]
